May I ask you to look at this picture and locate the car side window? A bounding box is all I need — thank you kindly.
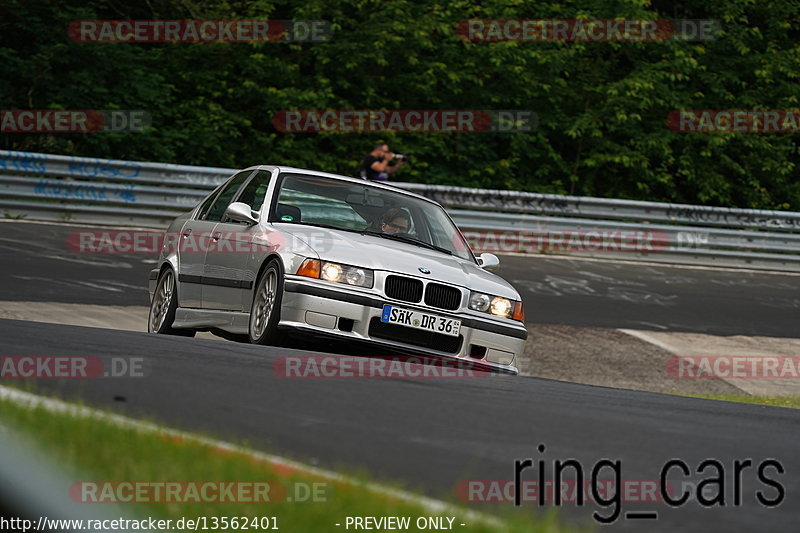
[202,170,253,222]
[195,184,224,220]
[236,170,271,213]
[221,170,272,225]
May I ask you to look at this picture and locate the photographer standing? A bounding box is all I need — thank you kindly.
[359,143,406,181]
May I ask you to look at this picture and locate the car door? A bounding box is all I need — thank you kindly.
[202,169,275,311]
[177,170,254,308]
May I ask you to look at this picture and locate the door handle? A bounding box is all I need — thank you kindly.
[181,229,192,237]
[212,232,221,241]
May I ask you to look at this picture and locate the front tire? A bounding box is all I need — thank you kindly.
[249,259,286,345]
[148,268,195,336]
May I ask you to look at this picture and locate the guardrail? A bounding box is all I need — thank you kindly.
[2,149,800,272]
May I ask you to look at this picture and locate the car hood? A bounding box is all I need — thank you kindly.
[276,224,519,298]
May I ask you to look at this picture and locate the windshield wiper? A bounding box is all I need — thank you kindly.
[360,230,453,255]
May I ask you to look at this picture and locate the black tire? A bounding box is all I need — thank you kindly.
[148,268,195,337]
[249,259,286,345]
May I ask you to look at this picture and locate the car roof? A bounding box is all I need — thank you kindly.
[240,164,436,204]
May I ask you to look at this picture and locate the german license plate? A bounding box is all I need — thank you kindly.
[380,304,461,337]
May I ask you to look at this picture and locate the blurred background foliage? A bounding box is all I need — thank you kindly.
[1,0,799,209]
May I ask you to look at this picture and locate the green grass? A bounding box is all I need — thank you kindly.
[679,393,800,409]
[0,395,577,533]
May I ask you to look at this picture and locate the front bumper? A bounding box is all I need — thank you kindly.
[280,277,527,375]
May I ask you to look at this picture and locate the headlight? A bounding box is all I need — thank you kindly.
[490,297,512,317]
[296,258,374,288]
[321,262,343,281]
[345,268,367,286]
[469,292,491,312]
[469,291,523,321]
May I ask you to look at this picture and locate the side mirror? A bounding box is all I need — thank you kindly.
[477,253,500,268]
[225,202,258,225]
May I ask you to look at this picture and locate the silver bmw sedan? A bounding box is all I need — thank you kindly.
[148,166,527,374]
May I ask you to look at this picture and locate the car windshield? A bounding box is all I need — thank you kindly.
[272,173,474,261]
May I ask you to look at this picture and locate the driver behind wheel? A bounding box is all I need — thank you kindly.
[380,207,411,234]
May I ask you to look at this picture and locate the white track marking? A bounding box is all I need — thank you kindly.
[0,386,504,528]
[618,329,682,354]
[497,252,800,276]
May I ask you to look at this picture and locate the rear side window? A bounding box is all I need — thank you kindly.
[196,184,223,219]
[202,170,253,222]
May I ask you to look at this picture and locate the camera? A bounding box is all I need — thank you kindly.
[394,153,409,162]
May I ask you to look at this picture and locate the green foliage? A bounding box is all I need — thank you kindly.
[1,0,799,209]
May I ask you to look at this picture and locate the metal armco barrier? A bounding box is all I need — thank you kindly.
[2,150,800,272]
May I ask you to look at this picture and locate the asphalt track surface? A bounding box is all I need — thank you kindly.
[2,220,800,337]
[3,220,800,532]
[2,319,799,532]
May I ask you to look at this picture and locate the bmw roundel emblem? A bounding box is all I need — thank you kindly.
[418,267,431,274]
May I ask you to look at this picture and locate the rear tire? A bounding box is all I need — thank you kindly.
[249,259,286,346]
[148,268,195,337]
